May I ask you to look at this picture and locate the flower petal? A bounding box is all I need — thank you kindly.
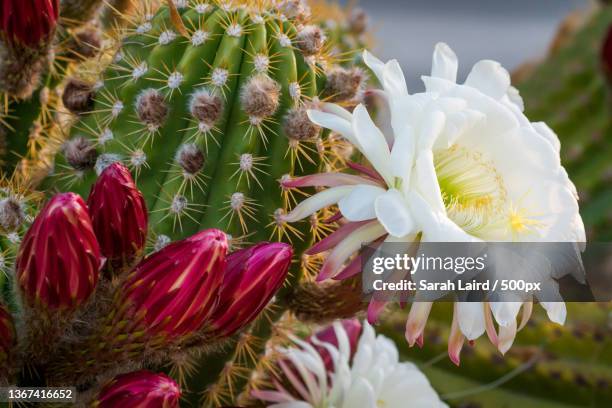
[374,189,416,238]
[383,59,409,98]
[390,125,415,182]
[431,42,458,82]
[497,319,517,355]
[284,186,355,222]
[307,110,358,147]
[339,185,387,222]
[352,104,393,183]
[464,60,511,100]
[363,50,386,85]
[540,301,566,325]
[456,302,486,341]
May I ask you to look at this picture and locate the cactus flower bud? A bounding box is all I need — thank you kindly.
[92,370,180,408]
[116,229,227,341]
[16,193,101,311]
[0,0,60,98]
[209,242,292,338]
[87,163,148,269]
[0,303,15,377]
[0,0,59,47]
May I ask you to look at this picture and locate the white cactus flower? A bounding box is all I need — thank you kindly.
[281,44,585,359]
[252,321,446,408]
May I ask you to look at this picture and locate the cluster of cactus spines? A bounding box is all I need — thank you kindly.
[517,5,612,241]
[52,0,364,247]
[379,303,612,408]
[0,302,16,385]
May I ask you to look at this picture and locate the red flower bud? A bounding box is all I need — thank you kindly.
[209,242,292,338]
[0,0,59,47]
[603,24,612,84]
[16,193,101,311]
[116,229,227,341]
[88,163,148,268]
[310,319,362,372]
[93,370,180,408]
[0,303,15,370]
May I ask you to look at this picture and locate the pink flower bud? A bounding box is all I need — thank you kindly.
[0,0,59,47]
[87,163,148,268]
[209,242,293,338]
[93,370,180,408]
[310,319,362,371]
[16,193,101,311]
[116,229,227,341]
[0,303,15,369]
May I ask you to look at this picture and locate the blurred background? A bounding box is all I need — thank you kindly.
[340,0,589,89]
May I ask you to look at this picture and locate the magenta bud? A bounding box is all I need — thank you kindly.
[209,242,293,338]
[0,0,59,47]
[88,163,148,268]
[116,229,227,341]
[93,370,180,408]
[16,193,101,311]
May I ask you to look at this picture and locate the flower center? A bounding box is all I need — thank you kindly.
[434,145,506,239]
[434,145,543,240]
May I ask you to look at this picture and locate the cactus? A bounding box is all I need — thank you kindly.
[46,2,366,403]
[516,5,612,241]
[52,0,363,244]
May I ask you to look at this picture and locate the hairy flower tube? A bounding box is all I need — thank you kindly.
[87,163,148,269]
[208,242,293,338]
[281,45,585,360]
[16,192,102,312]
[252,320,446,407]
[91,370,180,408]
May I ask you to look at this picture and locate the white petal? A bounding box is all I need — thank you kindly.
[497,319,517,355]
[363,50,386,85]
[413,151,445,214]
[406,191,478,243]
[532,121,561,154]
[338,185,386,221]
[507,86,524,111]
[540,302,566,325]
[374,189,416,238]
[383,59,409,98]
[342,378,376,408]
[321,102,353,121]
[417,110,446,151]
[284,186,355,222]
[465,60,511,100]
[457,302,486,340]
[431,42,458,82]
[489,301,522,327]
[353,104,393,183]
[389,124,415,182]
[307,110,358,147]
